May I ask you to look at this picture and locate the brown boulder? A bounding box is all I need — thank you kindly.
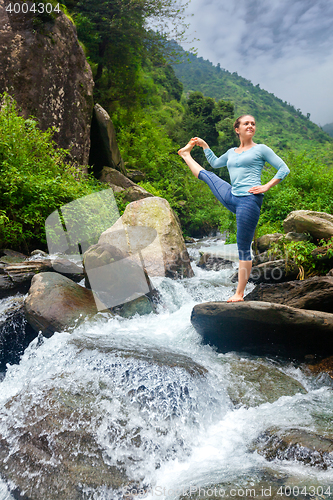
[283,210,333,240]
[0,2,94,164]
[245,275,333,313]
[99,197,193,279]
[99,166,153,201]
[253,233,283,253]
[24,272,97,336]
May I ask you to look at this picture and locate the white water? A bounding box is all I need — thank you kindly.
[1,239,333,499]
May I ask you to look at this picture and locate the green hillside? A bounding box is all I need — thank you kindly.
[173,49,333,161]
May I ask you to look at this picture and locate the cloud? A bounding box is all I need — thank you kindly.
[182,0,333,124]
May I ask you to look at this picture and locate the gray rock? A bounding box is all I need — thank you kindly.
[0,249,27,263]
[0,8,94,165]
[283,231,311,242]
[245,276,333,314]
[0,260,53,298]
[89,103,126,176]
[249,259,299,284]
[126,169,146,183]
[30,249,49,257]
[253,428,333,469]
[328,269,333,277]
[99,167,153,201]
[191,301,333,358]
[197,252,234,271]
[24,272,97,336]
[283,210,333,240]
[252,233,283,253]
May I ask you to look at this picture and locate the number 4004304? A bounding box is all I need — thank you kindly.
[6,2,60,14]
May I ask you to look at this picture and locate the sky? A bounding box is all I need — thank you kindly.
[180,0,333,126]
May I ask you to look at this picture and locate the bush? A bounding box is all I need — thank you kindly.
[0,93,104,252]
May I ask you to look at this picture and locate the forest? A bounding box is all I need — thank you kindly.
[1,0,333,253]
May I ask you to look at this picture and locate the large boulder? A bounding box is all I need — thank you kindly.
[244,275,333,314]
[191,301,333,358]
[24,272,98,336]
[89,104,126,176]
[99,197,194,279]
[283,210,333,240]
[0,2,94,164]
[82,242,158,314]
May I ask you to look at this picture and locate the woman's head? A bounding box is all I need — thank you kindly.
[233,115,256,138]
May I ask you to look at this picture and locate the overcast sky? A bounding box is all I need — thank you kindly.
[180,0,333,126]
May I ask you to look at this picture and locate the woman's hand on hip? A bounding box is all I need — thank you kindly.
[248,184,269,194]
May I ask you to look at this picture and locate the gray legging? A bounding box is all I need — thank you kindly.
[198,170,263,261]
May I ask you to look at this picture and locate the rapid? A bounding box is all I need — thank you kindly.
[0,238,333,499]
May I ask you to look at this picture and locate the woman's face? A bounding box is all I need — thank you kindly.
[235,115,256,139]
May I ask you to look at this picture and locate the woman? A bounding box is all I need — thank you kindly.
[178,114,290,302]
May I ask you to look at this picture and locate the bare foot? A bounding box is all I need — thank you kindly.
[227,292,244,303]
[178,139,195,157]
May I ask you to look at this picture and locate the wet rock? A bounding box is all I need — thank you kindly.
[311,245,333,265]
[328,269,333,277]
[252,233,283,253]
[89,103,126,176]
[283,210,333,240]
[52,257,84,282]
[0,387,128,500]
[0,249,27,263]
[0,297,36,371]
[0,260,53,298]
[99,197,194,279]
[114,294,155,318]
[191,301,333,359]
[30,249,49,258]
[0,8,94,164]
[253,428,333,469]
[307,356,333,379]
[197,252,234,271]
[71,338,207,376]
[249,259,299,284]
[24,272,98,336]
[245,276,333,314]
[225,358,306,407]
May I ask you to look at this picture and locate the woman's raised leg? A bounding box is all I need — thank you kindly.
[178,140,204,178]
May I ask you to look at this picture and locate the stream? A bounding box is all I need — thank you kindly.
[1,237,333,499]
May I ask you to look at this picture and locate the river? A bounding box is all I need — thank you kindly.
[0,238,333,499]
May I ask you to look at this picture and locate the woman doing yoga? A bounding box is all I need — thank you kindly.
[178,114,290,303]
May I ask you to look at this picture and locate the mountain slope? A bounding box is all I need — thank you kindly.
[173,49,332,157]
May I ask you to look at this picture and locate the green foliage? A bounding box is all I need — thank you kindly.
[268,237,333,277]
[0,93,104,252]
[258,151,333,234]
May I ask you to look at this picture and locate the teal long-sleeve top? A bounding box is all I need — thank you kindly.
[204,144,290,196]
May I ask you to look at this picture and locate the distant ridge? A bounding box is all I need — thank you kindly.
[323,123,333,138]
[172,45,332,155]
